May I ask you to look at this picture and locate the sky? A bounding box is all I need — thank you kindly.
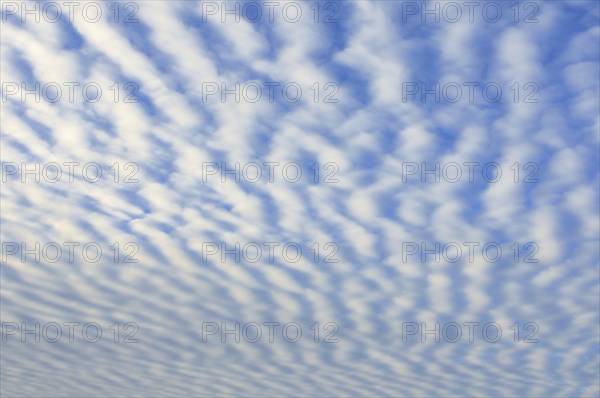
[0,0,599,397]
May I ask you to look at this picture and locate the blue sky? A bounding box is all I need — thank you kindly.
[1,1,599,396]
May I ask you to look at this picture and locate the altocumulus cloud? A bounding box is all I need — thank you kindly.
[0,1,599,397]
